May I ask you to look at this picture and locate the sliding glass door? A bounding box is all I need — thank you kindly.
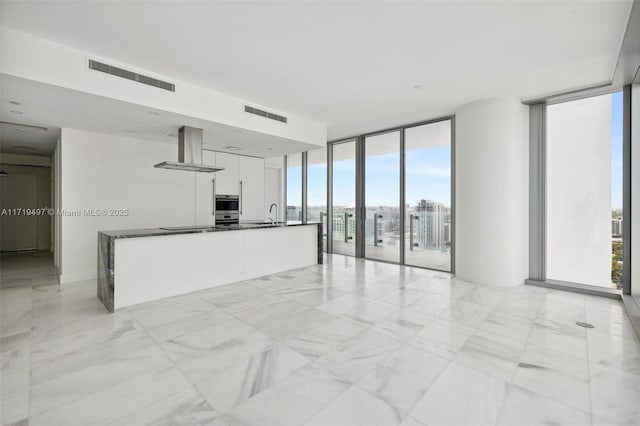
[331,140,356,256]
[364,131,401,263]
[325,118,453,270]
[404,121,453,271]
[307,147,327,252]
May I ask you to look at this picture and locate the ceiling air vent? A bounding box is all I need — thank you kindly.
[89,59,175,92]
[244,105,287,123]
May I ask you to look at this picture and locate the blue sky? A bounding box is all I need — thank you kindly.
[302,143,451,207]
[298,92,621,209]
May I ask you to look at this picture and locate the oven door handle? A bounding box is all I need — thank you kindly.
[239,180,243,215]
[212,178,216,217]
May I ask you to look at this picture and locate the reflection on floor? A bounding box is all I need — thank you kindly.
[0,251,57,289]
[1,254,639,425]
[332,241,451,271]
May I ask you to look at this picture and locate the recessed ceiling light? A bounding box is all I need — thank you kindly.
[9,101,21,105]
[224,145,242,151]
[149,111,160,116]
[10,110,24,115]
[413,84,423,90]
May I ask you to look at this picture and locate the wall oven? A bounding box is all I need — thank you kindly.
[215,194,239,225]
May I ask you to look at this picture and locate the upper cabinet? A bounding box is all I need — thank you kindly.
[214,152,265,222]
[214,152,240,195]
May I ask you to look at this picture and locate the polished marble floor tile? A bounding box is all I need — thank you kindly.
[30,330,154,386]
[110,387,219,426]
[0,388,28,426]
[358,344,449,413]
[399,417,426,426]
[166,329,275,383]
[371,309,434,342]
[527,319,588,359]
[587,328,640,375]
[30,341,173,416]
[477,310,534,342]
[144,308,236,342]
[437,299,493,328]
[253,307,336,341]
[341,299,399,327]
[512,343,590,412]
[222,363,351,426]
[494,291,545,320]
[590,362,640,425]
[305,385,404,426]
[409,362,508,426]
[405,293,454,317]
[497,384,591,426]
[2,253,639,426]
[408,318,475,360]
[30,366,192,425]
[286,317,367,359]
[31,313,144,362]
[458,285,506,308]
[196,344,310,413]
[453,328,526,382]
[317,329,404,383]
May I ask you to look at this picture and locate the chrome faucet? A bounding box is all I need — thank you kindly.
[269,203,278,224]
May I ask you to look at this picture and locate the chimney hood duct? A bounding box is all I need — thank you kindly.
[154,126,224,173]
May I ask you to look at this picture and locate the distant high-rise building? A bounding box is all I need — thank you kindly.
[611,217,623,237]
[414,199,449,250]
[287,206,301,221]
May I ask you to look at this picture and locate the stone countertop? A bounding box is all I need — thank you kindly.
[98,221,321,240]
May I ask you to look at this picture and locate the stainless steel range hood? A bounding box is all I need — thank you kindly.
[154,126,224,173]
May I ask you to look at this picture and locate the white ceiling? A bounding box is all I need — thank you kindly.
[0,75,318,157]
[0,1,633,140]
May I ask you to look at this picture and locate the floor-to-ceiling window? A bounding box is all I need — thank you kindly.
[330,140,356,257]
[323,117,454,271]
[404,120,453,272]
[546,91,623,290]
[364,131,401,263]
[307,147,327,251]
[286,153,302,223]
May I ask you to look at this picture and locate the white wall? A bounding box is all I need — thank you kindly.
[1,27,326,147]
[632,84,640,296]
[455,98,529,287]
[59,128,198,283]
[546,95,612,287]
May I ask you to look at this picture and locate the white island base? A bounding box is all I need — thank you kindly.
[98,224,320,312]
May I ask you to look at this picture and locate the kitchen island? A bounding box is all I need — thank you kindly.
[98,222,322,312]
